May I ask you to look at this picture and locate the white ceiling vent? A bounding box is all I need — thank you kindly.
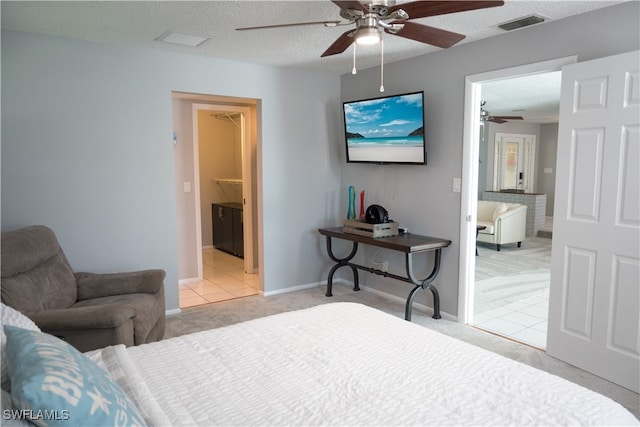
[498,14,547,31]
[155,31,209,47]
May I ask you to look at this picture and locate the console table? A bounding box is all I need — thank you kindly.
[318,227,451,321]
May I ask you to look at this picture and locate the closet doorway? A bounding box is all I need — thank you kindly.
[172,93,261,309]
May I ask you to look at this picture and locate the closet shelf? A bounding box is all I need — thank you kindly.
[214,178,243,185]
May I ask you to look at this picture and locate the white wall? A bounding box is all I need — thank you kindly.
[1,30,342,311]
[338,2,640,317]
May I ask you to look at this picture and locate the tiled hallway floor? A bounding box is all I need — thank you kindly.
[473,235,551,349]
[179,248,259,309]
[473,289,549,349]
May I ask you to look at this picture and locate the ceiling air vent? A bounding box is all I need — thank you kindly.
[498,14,547,31]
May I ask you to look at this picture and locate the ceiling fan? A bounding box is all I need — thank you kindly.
[480,101,524,124]
[237,0,505,57]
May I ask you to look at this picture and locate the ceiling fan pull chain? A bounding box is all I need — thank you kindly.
[379,39,385,92]
[352,43,357,75]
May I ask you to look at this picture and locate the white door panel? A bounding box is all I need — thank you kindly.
[547,50,640,393]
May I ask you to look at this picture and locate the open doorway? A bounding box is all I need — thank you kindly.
[458,57,576,348]
[172,92,261,309]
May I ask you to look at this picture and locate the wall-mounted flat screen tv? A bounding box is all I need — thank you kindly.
[343,91,426,165]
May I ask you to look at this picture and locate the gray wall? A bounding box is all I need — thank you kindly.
[539,124,559,216]
[2,30,342,311]
[339,2,640,317]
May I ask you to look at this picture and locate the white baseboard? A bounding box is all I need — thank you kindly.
[263,281,321,297]
[165,308,181,317]
[178,277,201,286]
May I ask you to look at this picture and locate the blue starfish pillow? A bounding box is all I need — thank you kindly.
[3,326,146,427]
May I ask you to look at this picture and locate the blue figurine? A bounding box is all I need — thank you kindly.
[347,186,356,219]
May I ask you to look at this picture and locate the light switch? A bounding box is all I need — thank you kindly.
[452,178,461,193]
[451,178,461,193]
[184,182,191,193]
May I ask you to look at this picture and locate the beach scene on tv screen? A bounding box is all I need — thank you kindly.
[344,92,424,163]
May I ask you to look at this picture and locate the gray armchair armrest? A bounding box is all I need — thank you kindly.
[75,269,166,301]
[27,304,136,330]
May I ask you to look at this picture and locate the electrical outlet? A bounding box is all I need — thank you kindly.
[374,261,388,272]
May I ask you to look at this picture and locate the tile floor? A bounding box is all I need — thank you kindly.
[473,220,553,349]
[179,248,260,309]
[473,291,549,349]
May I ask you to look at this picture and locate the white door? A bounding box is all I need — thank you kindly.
[547,50,639,392]
[494,133,536,193]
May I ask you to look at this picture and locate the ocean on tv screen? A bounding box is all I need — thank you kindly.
[343,91,425,163]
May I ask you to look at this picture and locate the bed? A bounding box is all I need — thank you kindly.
[2,302,638,426]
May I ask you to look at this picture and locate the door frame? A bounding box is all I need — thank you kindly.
[458,56,577,324]
[192,103,255,278]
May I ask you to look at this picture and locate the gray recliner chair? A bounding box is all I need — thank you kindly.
[1,225,165,352]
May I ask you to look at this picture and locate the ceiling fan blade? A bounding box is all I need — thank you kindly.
[491,116,524,120]
[388,21,465,48]
[489,118,508,124]
[321,29,356,57]
[237,21,340,31]
[331,0,368,13]
[388,1,504,20]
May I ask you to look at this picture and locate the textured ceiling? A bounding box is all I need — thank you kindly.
[1,1,624,122]
[482,71,562,124]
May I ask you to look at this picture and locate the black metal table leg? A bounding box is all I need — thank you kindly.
[404,249,443,320]
[319,228,451,322]
[325,236,359,297]
[405,286,421,321]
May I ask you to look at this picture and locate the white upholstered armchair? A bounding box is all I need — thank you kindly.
[477,201,527,251]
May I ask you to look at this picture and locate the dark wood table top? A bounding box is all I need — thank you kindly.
[319,227,451,253]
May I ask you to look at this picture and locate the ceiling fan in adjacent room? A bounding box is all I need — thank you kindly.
[480,101,524,124]
[237,0,505,57]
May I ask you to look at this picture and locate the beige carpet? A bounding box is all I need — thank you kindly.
[165,283,639,419]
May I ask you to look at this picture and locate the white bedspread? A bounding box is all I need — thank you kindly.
[103,303,638,426]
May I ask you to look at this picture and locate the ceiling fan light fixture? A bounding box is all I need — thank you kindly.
[356,27,381,45]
